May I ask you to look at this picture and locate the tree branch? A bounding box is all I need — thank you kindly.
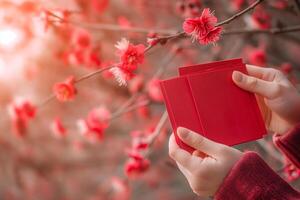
[216,0,265,27]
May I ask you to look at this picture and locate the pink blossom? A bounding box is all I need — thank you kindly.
[115,38,145,70]
[53,76,77,102]
[51,117,67,138]
[147,78,164,102]
[183,8,222,45]
[128,75,144,93]
[111,38,145,86]
[247,47,266,66]
[251,8,271,30]
[280,63,293,74]
[78,106,111,142]
[8,99,36,137]
[231,0,245,11]
[125,157,150,177]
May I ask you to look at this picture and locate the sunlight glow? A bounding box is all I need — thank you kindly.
[0,27,25,51]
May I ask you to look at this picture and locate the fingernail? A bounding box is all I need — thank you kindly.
[177,127,189,139]
[232,71,243,82]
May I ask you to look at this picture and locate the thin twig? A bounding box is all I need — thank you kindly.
[110,99,151,120]
[48,12,177,35]
[147,111,168,147]
[224,25,300,35]
[112,47,177,116]
[294,0,300,14]
[216,0,265,27]
[74,66,113,83]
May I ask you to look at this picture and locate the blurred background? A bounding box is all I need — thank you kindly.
[0,0,299,199]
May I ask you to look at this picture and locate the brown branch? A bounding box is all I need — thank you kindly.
[224,25,300,35]
[112,47,177,117]
[74,66,113,83]
[48,12,177,35]
[216,0,265,27]
[147,111,168,147]
[294,0,300,14]
[38,66,114,107]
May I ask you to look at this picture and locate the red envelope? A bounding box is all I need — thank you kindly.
[160,58,266,153]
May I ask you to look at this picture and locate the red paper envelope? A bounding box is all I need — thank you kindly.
[160,58,266,153]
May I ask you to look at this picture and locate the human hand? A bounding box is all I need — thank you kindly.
[169,127,242,197]
[232,65,300,134]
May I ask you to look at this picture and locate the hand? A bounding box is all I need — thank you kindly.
[169,127,242,197]
[232,65,300,134]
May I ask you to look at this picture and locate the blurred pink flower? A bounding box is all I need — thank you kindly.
[280,63,293,74]
[251,8,271,30]
[115,38,145,71]
[183,8,222,45]
[248,47,266,66]
[53,76,77,102]
[125,157,150,177]
[111,38,145,86]
[78,106,111,141]
[8,99,36,137]
[147,78,164,102]
[51,117,67,138]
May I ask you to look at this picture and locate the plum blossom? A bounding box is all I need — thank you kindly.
[53,76,77,102]
[147,78,164,102]
[7,99,36,137]
[51,117,67,138]
[110,38,145,86]
[77,106,111,142]
[183,8,222,45]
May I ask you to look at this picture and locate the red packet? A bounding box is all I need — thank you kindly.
[160,58,266,153]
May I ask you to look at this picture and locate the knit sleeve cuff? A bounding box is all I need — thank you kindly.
[214,152,299,200]
[274,123,300,169]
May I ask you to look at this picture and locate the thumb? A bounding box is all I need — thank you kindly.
[177,127,225,159]
[232,71,278,99]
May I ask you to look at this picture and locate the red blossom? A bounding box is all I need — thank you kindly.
[109,67,134,86]
[250,8,271,30]
[230,0,246,11]
[271,0,288,10]
[247,47,266,66]
[91,0,109,14]
[53,76,77,102]
[78,106,111,142]
[8,99,36,137]
[116,38,145,70]
[176,0,202,18]
[125,157,150,177]
[73,29,91,49]
[147,78,164,102]
[111,38,145,86]
[280,63,293,74]
[128,75,144,93]
[183,8,222,45]
[51,117,67,138]
[136,105,151,119]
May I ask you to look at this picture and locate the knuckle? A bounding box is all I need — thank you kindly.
[271,83,283,98]
[247,77,258,90]
[168,149,176,159]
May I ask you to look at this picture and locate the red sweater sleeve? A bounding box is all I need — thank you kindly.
[215,152,300,200]
[274,123,300,169]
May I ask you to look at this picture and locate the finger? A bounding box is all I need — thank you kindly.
[245,65,270,79]
[246,64,287,82]
[168,134,194,169]
[232,70,280,99]
[176,161,191,179]
[177,127,225,159]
